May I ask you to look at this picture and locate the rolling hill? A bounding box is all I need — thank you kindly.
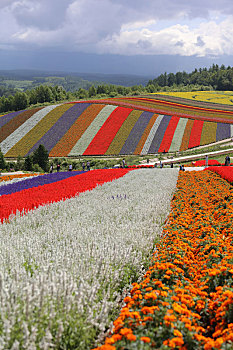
[1,95,233,158]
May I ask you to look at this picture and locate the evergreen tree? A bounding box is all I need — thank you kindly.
[0,148,6,170]
[32,145,49,172]
[24,155,34,171]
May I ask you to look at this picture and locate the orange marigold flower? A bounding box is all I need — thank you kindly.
[124,296,132,303]
[120,328,132,336]
[140,337,151,343]
[214,337,224,348]
[169,337,184,347]
[174,329,183,337]
[126,334,136,341]
[204,340,215,350]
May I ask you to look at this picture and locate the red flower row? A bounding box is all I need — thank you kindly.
[0,169,132,223]
[207,166,233,183]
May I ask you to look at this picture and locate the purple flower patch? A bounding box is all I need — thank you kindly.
[26,103,91,155]
[0,171,85,196]
[216,123,231,141]
[0,111,25,129]
[119,112,154,155]
[148,115,171,153]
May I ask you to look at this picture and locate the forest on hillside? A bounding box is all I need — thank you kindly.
[147,64,233,91]
[1,64,233,114]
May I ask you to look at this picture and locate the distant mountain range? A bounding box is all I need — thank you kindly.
[0,69,151,90]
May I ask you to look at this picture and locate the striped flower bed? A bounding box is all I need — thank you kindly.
[94,170,233,350]
[1,97,233,158]
[105,110,143,155]
[0,173,41,183]
[0,169,178,349]
[207,166,233,183]
[69,105,117,156]
[0,169,131,223]
[49,104,105,157]
[83,107,133,155]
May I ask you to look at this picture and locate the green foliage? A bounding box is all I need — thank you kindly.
[0,148,6,170]
[147,64,233,91]
[15,155,24,171]
[32,145,49,172]
[24,155,34,171]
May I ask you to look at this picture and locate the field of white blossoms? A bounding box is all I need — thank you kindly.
[0,169,178,349]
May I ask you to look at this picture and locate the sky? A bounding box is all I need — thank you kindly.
[1,0,233,77]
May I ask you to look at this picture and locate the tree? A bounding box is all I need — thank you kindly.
[13,92,29,111]
[24,155,34,171]
[88,85,97,97]
[0,148,6,170]
[32,145,49,172]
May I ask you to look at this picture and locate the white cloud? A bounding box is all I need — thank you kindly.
[97,16,233,57]
[0,0,233,57]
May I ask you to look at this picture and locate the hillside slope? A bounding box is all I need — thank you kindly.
[1,96,233,157]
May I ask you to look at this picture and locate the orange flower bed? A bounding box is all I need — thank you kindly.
[0,173,40,183]
[93,170,233,349]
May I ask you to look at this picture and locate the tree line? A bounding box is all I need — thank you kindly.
[147,64,233,91]
[1,64,233,113]
[0,83,147,113]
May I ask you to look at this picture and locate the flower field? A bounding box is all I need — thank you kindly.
[0,168,178,349]
[0,169,133,223]
[207,166,233,183]
[1,95,233,157]
[94,169,233,350]
[0,173,40,183]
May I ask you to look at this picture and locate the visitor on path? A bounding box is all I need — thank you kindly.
[225,155,230,166]
[82,162,85,171]
[69,164,72,171]
[57,164,60,172]
[49,164,53,173]
[170,163,173,168]
[122,158,126,168]
[87,161,90,171]
[179,165,185,171]
[160,161,163,168]
[205,155,208,168]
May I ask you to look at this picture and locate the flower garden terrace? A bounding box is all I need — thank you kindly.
[1,95,233,158]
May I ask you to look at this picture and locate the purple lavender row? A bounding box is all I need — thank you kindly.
[26,103,91,156]
[0,171,85,196]
[148,115,171,153]
[119,111,154,154]
[0,110,25,129]
[216,123,230,142]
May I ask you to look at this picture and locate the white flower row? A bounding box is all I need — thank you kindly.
[0,174,40,188]
[141,114,164,155]
[69,105,117,155]
[0,105,60,155]
[169,117,188,152]
[0,169,178,349]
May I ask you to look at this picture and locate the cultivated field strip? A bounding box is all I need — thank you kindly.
[69,105,117,155]
[0,169,178,349]
[2,95,233,157]
[0,105,59,155]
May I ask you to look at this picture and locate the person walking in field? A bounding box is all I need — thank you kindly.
[225,155,230,166]
[69,164,72,171]
[57,164,60,172]
[82,162,85,171]
[87,161,90,171]
[205,155,208,168]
